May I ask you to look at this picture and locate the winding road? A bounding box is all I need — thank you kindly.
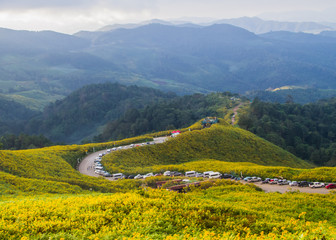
[78,137,168,178]
[77,135,331,194]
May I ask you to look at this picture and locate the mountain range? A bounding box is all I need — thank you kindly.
[1,18,336,109]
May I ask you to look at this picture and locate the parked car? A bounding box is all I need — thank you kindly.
[325,183,336,189]
[289,181,298,186]
[243,177,252,181]
[163,171,171,176]
[261,178,271,184]
[196,172,204,178]
[248,177,261,182]
[203,171,214,178]
[127,175,135,179]
[95,170,104,175]
[309,182,325,188]
[143,173,154,179]
[98,153,103,157]
[134,174,143,179]
[298,181,310,187]
[209,172,222,179]
[172,171,182,177]
[112,173,125,180]
[221,173,232,179]
[185,171,197,177]
[103,172,112,177]
[278,180,290,185]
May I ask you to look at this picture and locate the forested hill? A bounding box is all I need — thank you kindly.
[238,98,336,166]
[245,88,336,104]
[95,92,238,142]
[0,95,38,136]
[26,83,175,143]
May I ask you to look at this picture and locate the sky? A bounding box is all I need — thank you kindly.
[0,0,336,34]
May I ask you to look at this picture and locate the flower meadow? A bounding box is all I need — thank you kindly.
[1,122,336,239]
[0,180,336,239]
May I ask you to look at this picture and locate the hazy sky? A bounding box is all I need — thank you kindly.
[0,0,336,34]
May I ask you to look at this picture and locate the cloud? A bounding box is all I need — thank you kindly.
[0,0,157,10]
[0,0,335,33]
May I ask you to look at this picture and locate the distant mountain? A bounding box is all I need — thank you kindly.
[0,28,89,53]
[320,30,336,38]
[26,83,175,143]
[97,19,173,32]
[211,17,332,34]
[2,22,336,106]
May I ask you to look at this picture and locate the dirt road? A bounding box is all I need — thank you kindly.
[231,103,243,125]
[241,181,330,194]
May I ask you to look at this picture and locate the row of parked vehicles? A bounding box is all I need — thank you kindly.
[93,143,156,178]
[243,176,336,189]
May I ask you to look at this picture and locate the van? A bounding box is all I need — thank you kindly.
[203,171,214,178]
[185,171,197,177]
[209,172,222,179]
[112,173,125,180]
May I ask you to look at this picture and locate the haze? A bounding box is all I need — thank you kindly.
[0,0,336,34]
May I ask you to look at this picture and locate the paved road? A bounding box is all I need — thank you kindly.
[78,137,169,178]
[78,137,331,194]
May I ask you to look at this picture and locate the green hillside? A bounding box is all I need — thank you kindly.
[102,123,312,174]
[1,121,336,239]
[0,136,153,194]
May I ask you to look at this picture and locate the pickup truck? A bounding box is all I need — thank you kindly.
[309,182,325,188]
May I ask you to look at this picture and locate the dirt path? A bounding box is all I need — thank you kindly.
[240,180,330,194]
[231,103,243,125]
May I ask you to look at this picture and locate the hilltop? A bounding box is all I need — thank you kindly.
[102,123,312,174]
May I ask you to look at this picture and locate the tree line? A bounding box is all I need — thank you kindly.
[239,98,336,166]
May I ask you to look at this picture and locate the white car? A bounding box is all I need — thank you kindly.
[163,171,171,176]
[289,181,298,186]
[143,173,154,179]
[309,182,325,188]
[134,174,143,179]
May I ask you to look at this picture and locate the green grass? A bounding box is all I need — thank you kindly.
[102,123,312,174]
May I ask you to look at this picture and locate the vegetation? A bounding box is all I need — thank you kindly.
[102,123,311,175]
[140,159,336,183]
[26,83,175,143]
[246,88,336,104]
[0,134,53,150]
[95,92,237,142]
[0,95,38,136]
[0,135,152,194]
[1,180,336,239]
[239,98,336,166]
